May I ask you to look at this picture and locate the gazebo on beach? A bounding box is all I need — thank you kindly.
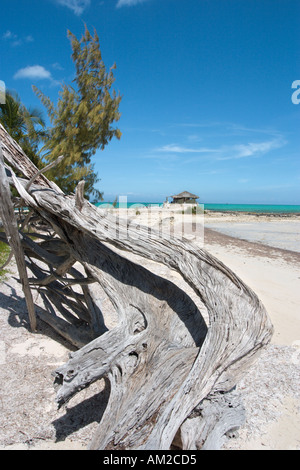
[169,191,199,204]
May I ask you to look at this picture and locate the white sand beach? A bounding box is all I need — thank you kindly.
[0,209,299,450]
[202,213,300,449]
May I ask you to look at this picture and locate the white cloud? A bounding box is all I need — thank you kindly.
[116,0,149,8]
[14,65,52,80]
[156,144,219,154]
[56,0,90,15]
[2,31,34,46]
[154,138,286,163]
[2,30,15,40]
[219,139,285,160]
[52,62,64,71]
[11,39,23,47]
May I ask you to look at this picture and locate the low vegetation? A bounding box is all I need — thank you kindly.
[0,238,11,281]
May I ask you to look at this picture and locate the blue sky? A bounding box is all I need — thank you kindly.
[1,0,299,203]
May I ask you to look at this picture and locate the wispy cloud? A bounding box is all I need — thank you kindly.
[225,123,282,138]
[187,134,203,143]
[25,35,34,43]
[171,121,283,140]
[116,0,149,8]
[52,62,64,71]
[2,30,15,40]
[2,30,34,47]
[56,0,90,15]
[14,65,52,80]
[154,138,286,163]
[156,144,219,154]
[218,139,285,160]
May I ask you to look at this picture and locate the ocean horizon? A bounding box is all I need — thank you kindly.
[96,202,300,214]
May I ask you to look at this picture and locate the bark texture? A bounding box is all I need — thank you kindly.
[0,123,273,450]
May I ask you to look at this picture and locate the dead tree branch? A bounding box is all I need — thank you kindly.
[0,122,273,450]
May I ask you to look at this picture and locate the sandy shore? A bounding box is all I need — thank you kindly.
[0,210,299,450]
[203,220,300,449]
[204,226,300,346]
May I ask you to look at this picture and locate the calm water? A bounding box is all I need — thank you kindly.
[96,202,300,214]
[96,202,163,208]
[203,203,300,214]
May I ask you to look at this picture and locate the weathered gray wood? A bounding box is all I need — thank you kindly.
[27,256,76,286]
[37,293,92,348]
[75,180,86,212]
[172,388,246,450]
[0,144,37,331]
[0,122,274,450]
[0,123,62,192]
[80,271,108,338]
[25,155,64,192]
[28,189,272,448]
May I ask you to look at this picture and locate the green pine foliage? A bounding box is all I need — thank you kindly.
[0,91,46,169]
[33,26,122,202]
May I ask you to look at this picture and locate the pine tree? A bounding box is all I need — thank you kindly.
[33,26,122,202]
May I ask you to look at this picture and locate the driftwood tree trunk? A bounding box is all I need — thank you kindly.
[0,123,273,450]
[0,146,37,331]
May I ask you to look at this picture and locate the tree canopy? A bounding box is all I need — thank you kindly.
[0,90,46,169]
[34,26,122,202]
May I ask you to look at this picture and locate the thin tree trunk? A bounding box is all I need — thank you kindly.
[0,145,37,331]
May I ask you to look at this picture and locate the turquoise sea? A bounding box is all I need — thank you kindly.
[203,203,300,214]
[96,202,300,214]
[96,202,163,209]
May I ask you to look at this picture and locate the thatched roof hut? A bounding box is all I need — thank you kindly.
[170,191,199,204]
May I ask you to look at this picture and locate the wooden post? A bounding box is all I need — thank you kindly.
[0,144,37,331]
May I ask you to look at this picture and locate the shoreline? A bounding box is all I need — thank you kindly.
[202,225,300,449]
[205,210,300,217]
[204,226,300,262]
[110,206,300,254]
[97,202,300,217]
[203,212,300,254]
[104,205,300,218]
[203,226,300,346]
